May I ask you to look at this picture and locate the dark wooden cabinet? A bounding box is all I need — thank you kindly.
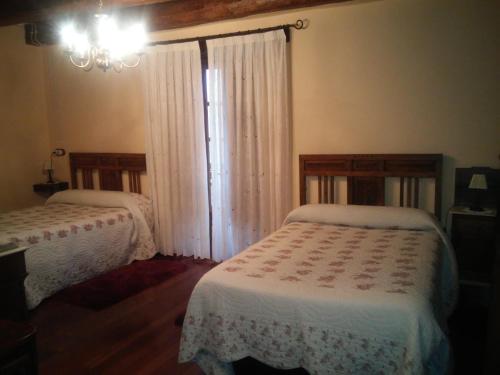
[0,248,28,321]
[451,167,500,374]
[447,207,498,375]
[450,210,497,285]
[0,320,37,375]
[32,181,69,196]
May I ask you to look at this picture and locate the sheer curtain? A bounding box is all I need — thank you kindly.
[207,30,292,261]
[142,42,210,258]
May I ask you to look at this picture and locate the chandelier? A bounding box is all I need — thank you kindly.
[59,0,147,72]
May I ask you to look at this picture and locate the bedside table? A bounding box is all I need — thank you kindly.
[448,206,497,286]
[0,320,37,375]
[0,246,29,321]
[33,181,69,196]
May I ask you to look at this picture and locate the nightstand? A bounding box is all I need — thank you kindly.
[448,206,497,287]
[32,181,69,196]
[0,246,29,321]
[0,320,37,375]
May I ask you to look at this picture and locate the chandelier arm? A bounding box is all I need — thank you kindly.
[121,55,142,69]
[83,58,95,72]
[69,54,92,69]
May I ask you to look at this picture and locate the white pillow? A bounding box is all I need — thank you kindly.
[47,189,143,208]
[284,204,438,231]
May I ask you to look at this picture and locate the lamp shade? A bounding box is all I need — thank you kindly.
[468,174,487,190]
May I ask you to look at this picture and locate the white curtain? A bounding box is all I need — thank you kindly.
[207,30,292,261]
[142,42,210,259]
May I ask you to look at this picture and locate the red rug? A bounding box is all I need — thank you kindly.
[54,256,188,310]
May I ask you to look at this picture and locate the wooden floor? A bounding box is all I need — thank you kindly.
[29,258,213,375]
[28,257,494,375]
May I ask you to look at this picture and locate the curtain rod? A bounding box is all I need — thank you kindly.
[148,19,305,46]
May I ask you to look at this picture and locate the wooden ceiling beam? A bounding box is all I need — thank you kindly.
[133,0,350,31]
[22,0,350,46]
[0,0,173,27]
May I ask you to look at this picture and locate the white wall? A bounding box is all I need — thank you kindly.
[0,25,51,211]
[16,0,500,216]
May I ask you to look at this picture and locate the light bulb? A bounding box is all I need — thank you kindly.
[60,23,77,50]
[74,33,90,57]
[97,15,119,50]
[127,23,147,53]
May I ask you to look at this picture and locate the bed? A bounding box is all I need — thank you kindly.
[179,154,458,375]
[0,153,157,309]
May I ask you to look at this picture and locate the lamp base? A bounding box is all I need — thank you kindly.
[469,190,484,212]
[46,170,54,184]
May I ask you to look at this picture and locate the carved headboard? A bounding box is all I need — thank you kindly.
[69,153,147,194]
[299,154,443,220]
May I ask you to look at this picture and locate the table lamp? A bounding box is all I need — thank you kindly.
[468,173,487,211]
[43,161,54,183]
[43,148,66,184]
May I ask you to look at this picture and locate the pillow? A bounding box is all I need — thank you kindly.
[47,189,141,207]
[283,204,438,231]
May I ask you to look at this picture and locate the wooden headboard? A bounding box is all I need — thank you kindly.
[299,154,443,219]
[69,153,147,194]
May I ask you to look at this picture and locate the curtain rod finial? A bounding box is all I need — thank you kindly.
[293,19,308,30]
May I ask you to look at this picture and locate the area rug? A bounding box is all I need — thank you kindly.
[174,310,186,327]
[54,256,188,310]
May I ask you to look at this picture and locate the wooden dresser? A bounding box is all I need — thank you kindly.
[0,246,28,321]
[449,206,497,288]
[452,168,500,293]
[0,320,37,375]
[450,167,500,374]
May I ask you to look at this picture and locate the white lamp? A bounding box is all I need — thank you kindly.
[468,173,488,211]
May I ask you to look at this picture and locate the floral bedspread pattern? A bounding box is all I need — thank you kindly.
[0,196,156,309]
[179,222,452,375]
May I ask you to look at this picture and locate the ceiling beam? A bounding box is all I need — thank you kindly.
[23,0,350,46]
[134,0,350,31]
[0,0,174,27]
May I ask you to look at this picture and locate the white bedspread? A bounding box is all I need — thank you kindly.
[0,190,157,309]
[179,205,458,375]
